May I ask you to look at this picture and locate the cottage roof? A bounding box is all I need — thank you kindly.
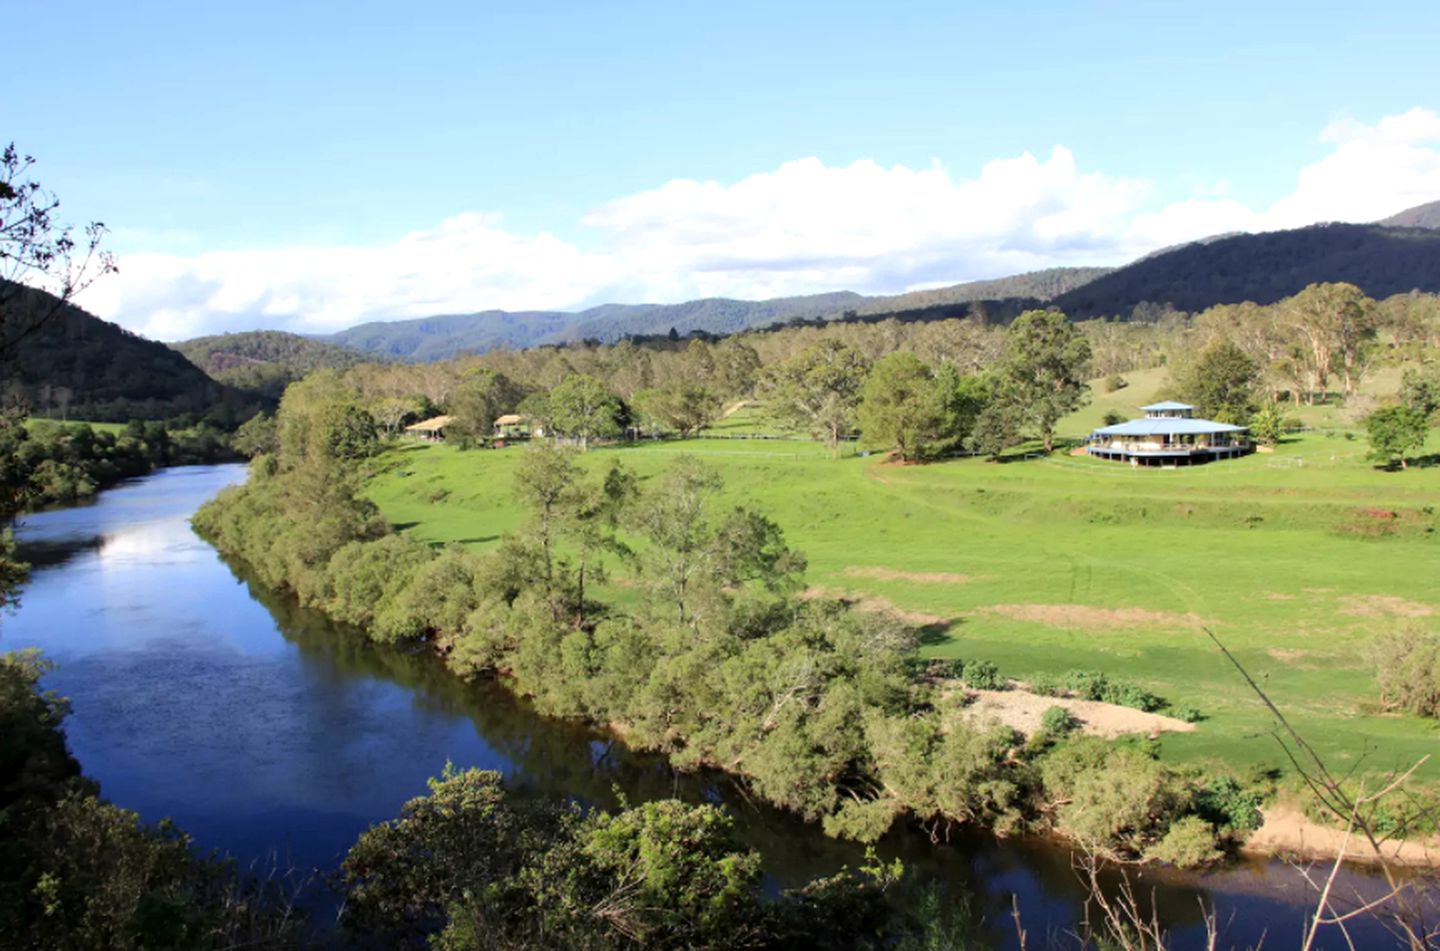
[1140,401,1195,412]
[494,414,527,426]
[404,414,454,432]
[1093,417,1245,437]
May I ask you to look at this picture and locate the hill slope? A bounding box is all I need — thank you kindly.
[1380,199,1440,230]
[1052,223,1440,319]
[173,330,378,399]
[2,284,263,421]
[321,267,1109,361]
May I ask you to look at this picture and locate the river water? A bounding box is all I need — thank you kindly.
[2,464,1420,948]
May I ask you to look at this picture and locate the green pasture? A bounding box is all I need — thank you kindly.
[366,420,1440,785]
[23,418,127,435]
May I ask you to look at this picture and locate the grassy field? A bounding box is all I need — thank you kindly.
[366,400,1440,786]
[23,418,127,435]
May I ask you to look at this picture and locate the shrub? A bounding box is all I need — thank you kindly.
[962,660,1005,691]
[1103,374,1128,393]
[1028,673,1065,697]
[1039,705,1079,737]
[1100,681,1164,713]
[1145,815,1221,867]
[1171,705,1204,723]
[1064,670,1108,701]
[1040,738,1189,856]
[1193,776,1263,832]
[1101,410,1127,427]
[1368,626,1440,717]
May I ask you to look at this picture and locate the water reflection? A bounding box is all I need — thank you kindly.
[2,465,1421,949]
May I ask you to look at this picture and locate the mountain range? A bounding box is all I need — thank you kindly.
[294,204,1440,362]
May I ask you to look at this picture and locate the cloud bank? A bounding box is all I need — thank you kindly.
[82,108,1440,341]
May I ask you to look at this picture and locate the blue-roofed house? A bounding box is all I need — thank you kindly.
[1087,402,1252,466]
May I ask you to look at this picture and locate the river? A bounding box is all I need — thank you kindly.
[2,463,1420,948]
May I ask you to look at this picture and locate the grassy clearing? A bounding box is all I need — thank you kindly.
[23,418,127,435]
[365,422,1440,785]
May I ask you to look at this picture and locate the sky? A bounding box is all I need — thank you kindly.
[8,0,1440,340]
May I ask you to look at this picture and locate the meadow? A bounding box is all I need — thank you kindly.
[365,389,1440,789]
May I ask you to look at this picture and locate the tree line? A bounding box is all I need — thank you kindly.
[227,284,1440,469]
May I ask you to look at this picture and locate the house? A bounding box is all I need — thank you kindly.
[494,414,543,439]
[403,414,454,441]
[1087,402,1252,466]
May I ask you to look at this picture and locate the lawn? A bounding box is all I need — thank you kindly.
[365,422,1440,786]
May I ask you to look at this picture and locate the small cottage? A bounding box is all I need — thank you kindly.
[494,414,543,439]
[1087,402,1251,466]
[404,415,454,442]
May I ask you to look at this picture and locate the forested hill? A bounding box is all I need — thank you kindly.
[1052,223,1440,319]
[320,267,1109,362]
[1380,199,1440,229]
[173,330,378,399]
[1,283,262,422]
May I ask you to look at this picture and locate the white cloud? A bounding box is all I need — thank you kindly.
[78,108,1440,341]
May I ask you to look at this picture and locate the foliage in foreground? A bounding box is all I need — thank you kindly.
[344,766,899,949]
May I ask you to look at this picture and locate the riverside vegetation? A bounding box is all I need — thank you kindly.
[194,372,1277,881]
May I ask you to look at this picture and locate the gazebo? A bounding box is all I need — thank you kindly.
[1087,402,1251,466]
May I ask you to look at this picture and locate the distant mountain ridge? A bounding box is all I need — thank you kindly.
[317,267,1110,362]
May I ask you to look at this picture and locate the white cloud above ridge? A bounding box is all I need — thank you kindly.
[80,108,1440,341]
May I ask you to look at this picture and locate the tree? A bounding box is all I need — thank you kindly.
[1174,338,1260,424]
[1248,402,1284,447]
[1399,364,1440,422]
[993,310,1091,453]
[627,457,803,627]
[1283,283,1377,402]
[763,340,870,458]
[447,369,520,448]
[1365,405,1429,470]
[633,383,721,438]
[1,144,116,362]
[547,374,623,451]
[857,353,949,462]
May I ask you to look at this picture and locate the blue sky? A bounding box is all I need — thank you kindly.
[9,0,1440,338]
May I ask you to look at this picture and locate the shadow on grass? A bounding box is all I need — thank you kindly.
[916,618,962,645]
[391,520,420,532]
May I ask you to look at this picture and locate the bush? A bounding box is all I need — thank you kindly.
[1039,705,1079,737]
[1193,776,1263,832]
[1368,626,1440,717]
[1028,673,1065,697]
[1171,705,1204,723]
[1145,815,1221,867]
[1064,670,1108,701]
[962,660,1005,691]
[1101,410,1127,427]
[1103,374,1128,393]
[1100,681,1164,713]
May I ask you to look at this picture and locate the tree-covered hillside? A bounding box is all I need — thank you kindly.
[1,283,262,421]
[1053,224,1440,319]
[173,330,378,399]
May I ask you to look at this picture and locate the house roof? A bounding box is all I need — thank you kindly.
[1093,417,1246,437]
[494,414,528,425]
[1140,401,1195,411]
[404,415,454,432]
